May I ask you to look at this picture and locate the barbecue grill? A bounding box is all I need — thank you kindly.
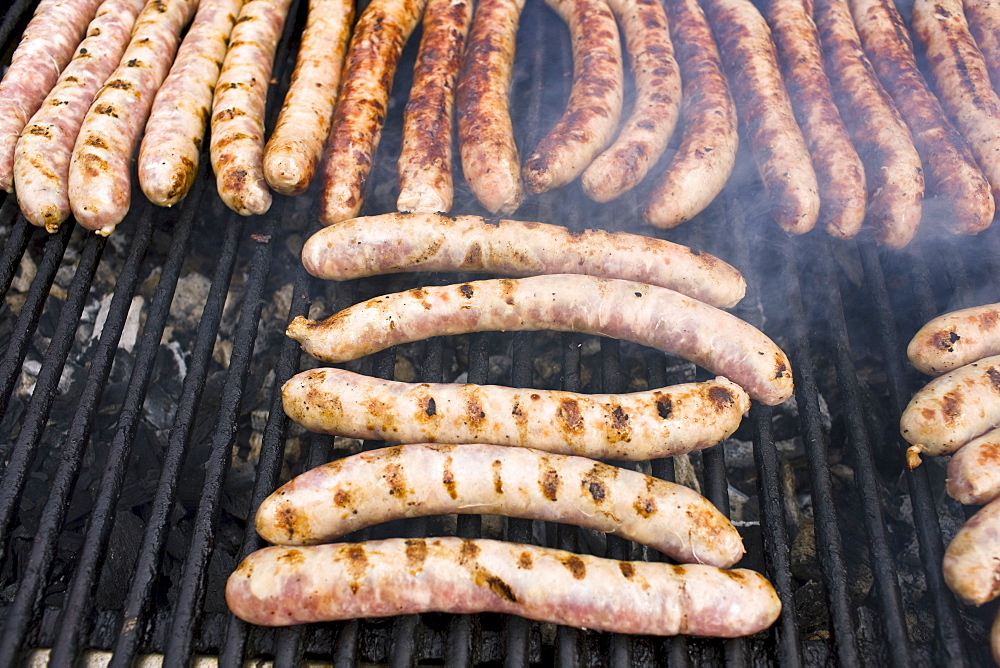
[0,0,995,664]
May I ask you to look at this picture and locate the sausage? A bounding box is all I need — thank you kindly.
[299,212,747,308]
[642,0,737,229]
[210,0,295,216]
[396,0,473,213]
[907,302,1000,375]
[946,427,1000,505]
[964,0,1000,90]
[813,0,924,248]
[286,275,794,405]
[262,0,355,196]
[943,496,1000,605]
[579,0,680,202]
[318,0,427,225]
[912,0,1000,203]
[455,0,526,214]
[521,0,624,195]
[763,0,867,239]
[226,538,782,635]
[900,354,1000,467]
[702,0,820,235]
[137,0,245,207]
[13,0,147,231]
[850,0,994,236]
[256,443,746,566]
[281,368,751,460]
[0,0,105,193]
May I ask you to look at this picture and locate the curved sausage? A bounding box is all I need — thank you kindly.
[256,443,746,566]
[703,0,820,235]
[226,538,782,636]
[943,496,1000,605]
[642,0,738,229]
[286,275,794,405]
[281,368,751,460]
[946,427,1000,505]
[137,0,245,207]
[580,0,680,202]
[907,302,1000,375]
[263,0,355,196]
[396,0,473,213]
[964,0,1000,90]
[299,212,747,308]
[13,0,147,231]
[521,0,624,195]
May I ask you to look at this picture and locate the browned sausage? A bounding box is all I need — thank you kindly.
[945,426,1000,505]
[907,302,1000,375]
[943,496,1000,605]
[964,0,1000,90]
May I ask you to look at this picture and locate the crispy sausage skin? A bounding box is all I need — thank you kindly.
[227,538,782,635]
[13,0,147,231]
[946,427,1000,505]
[642,0,738,228]
[964,0,1000,89]
[907,302,1000,375]
[299,212,747,308]
[138,0,245,207]
[521,0,624,194]
[396,0,473,213]
[286,275,793,405]
[703,0,820,235]
[580,0,680,202]
[263,0,355,196]
[943,496,1000,606]
[256,443,746,566]
[281,368,751,460]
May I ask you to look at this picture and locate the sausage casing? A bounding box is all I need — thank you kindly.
[907,302,1000,375]
[943,496,1000,606]
[946,426,1000,505]
[964,0,1000,90]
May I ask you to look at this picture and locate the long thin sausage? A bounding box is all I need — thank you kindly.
[286,275,794,405]
[946,426,1000,504]
[137,0,245,207]
[964,0,1000,90]
[521,0,624,195]
[263,0,354,196]
[256,443,746,566]
[0,0,105,193]
[13,0,147,231]
[907,302,1000,375]
[396,0,473,213]
[281,368,751,461]
[943,496,1000,605]
[227,538,782,635]
[299,212,747,308]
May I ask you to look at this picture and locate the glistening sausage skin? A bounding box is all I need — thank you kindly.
[945,426,1000,505]
[907,302,1000,375]
[943,496,1000,606]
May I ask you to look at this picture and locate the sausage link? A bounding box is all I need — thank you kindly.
[281,368,751,460]
[907,302,1000,375]
[946,426,1000,505]
[580,0,680,202]
[0,0,105,193]
[286,275,793,405]
[299,212,747,308]
[13,0,147,231]
[227,538,782,635]
[964,0,1000,90]
[943,496,1000,605]
[521,0,624,194]
[396,0,473,212]
[703,0,820,235]
[257,443,746,566]
[69,0,200,235]
[642,0,738,228]
[138,0,245,207]
[263,0,354,196]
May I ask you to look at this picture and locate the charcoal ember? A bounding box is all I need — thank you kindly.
[222,461,255,522]
[95,509,145,609]
[168,273,212,330]
[141,343,188,431]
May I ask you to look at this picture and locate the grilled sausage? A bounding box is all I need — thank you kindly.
[521,0,624,195]
[943,496,1000,605]
[764,0,866,239]
[13,0,147,231]
[281,368,751,460]
[851,0,994,236]
[256,443,746,566]
[137,0,245,207]
[263,0,354,196]
[703,0,820,235]
[299,212,747,308]
[226,538,782,635]
[580,0,680,202]
[946,426,1000,505]
[396,0,473,213]
[318,0,427,225]
[912,0,1000,202]
[455,0,525,214]
[69,0,200,235]
[642,0,737,228]
[0,0,105,193]
[210,0,294,216]
[900,354,1000,467]
[907,302,1000,375]
[964,0,1000,90]
[286,275,794,405]
[813,0,924,248]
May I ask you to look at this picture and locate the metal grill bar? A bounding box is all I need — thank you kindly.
[0,204,32,298]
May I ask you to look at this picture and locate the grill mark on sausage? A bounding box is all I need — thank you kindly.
[405,538,428,570]
[442,456,458,499]
[540,461,561,501]
[341,544,369,593]
[561,554,587,579]
[492,459,504,494]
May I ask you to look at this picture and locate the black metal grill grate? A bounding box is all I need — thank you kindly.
[0,0,996,664]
